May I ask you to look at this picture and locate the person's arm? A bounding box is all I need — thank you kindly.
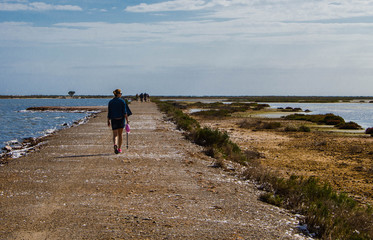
[124,114,129,124]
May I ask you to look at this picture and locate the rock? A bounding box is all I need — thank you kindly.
[3,145,12,152]
[23,137,37,146]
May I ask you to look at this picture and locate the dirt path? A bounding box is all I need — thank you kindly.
[0,102,306,239]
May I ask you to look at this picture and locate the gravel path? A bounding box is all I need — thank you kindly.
[0,102,307,239]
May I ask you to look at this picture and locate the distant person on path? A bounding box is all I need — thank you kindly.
[139,93,144,102]
[107,89,129,154]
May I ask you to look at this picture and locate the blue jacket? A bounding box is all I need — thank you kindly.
[108,97,128,119]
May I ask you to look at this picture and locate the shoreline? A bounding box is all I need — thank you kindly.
[1,106,106,163]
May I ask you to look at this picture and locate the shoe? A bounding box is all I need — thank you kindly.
[114,145,119,154]
[118,148,122,154]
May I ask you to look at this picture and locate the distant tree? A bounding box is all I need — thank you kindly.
[68,91,75,97]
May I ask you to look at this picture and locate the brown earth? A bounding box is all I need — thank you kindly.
[196,116,373,205]
[0,102,307,239]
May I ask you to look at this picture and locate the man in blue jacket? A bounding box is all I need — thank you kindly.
[108,89,129,154]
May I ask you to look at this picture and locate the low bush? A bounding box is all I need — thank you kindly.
[284,113,345,126]
[365,127,373,135]
[238,120,281,130]
[284,126,298,132]
[262,122,282,129]
[259,175,373,239]
[157,101,200,132]
[238,119,258,129]
[299,125,311,132]
[336,121,362,130]
[191,109,231,118]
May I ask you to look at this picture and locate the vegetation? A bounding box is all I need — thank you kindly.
[155,99,373,240]
[188,102,270,118]
[365,127,373,136]
[239,120,310,132]
[284,113,346,125]
[225,96,373,103]
[284,114,363,130]
[157,101,200,132]
[68,91,76,97]
[336,121,362,130]
[257,175,373,239]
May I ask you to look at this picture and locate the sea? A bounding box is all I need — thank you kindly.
[0,98,109,155]
[265,102,373,129]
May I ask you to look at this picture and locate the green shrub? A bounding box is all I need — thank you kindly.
[284,113,345,126]
[337,121,362,130]
[284,126,298,132]
[323,114,345,125]
[365,127,373,135]
[239,120,281,130]
[262,122,282,129]
[259,192,283,207]
[191,109,231,118]
[259,175,373,239]
[299,125,311,132]
[193,127,230,148]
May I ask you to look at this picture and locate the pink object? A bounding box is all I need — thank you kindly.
[125,124,130,133]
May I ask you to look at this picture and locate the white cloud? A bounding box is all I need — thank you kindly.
[125,0,208,12]
[125,0,373,23]
[0,1,82,11]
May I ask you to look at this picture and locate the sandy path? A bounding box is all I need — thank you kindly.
[0,102,306,239]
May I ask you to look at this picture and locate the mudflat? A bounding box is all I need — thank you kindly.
[0,102,306,239]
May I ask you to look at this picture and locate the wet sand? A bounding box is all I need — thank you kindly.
[0,102,306,239]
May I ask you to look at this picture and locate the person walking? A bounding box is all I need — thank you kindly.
[107,89,129,154]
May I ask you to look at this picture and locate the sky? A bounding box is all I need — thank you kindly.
[1,0,373,96]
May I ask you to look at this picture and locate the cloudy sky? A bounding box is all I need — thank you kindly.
[1,0,373,96]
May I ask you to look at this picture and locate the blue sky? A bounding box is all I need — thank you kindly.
[1,0,373,96]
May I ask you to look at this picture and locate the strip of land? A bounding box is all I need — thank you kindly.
[26,106,107,111]
[0,102,306,239]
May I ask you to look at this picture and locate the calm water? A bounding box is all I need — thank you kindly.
[266,102,373,129]
[0,98,109,151]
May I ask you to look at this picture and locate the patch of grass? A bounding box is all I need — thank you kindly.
[284,113,345,126]
[239,119,310,132]
[365,127,373,136]
[284,125,311,132]
[336,121,362,130]
[191,109,232,118]
[238,120,282,130]
[157,101,200,132]
[188,102,270,118]
[258,175,373,239]
[298,125,311,132]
